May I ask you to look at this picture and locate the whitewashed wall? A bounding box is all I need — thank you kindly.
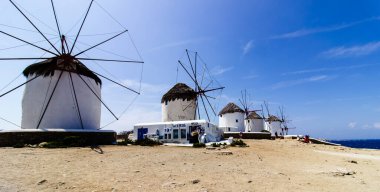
[265,121,282,136]
[219,112,245,132]
[21,71,101,129]
[244,118,265,132]
[161,98,196,122]
[133,120,222,143]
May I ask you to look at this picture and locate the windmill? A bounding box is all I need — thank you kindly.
[278,106,296,135]
[0,0,143,130]
[239,90,253,117]
[177,49,225,122]
[238,90,263,132]
[263,101,283,136]
[264,101,271,121]
[260,104,266,119]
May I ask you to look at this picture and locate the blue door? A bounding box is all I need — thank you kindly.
[137,128,148,140]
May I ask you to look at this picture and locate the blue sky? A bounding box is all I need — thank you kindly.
[1,0,380,139]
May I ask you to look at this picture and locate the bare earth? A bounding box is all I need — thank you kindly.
[1,139,380,192]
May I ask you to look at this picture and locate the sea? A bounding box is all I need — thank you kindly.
[328,139,380,150]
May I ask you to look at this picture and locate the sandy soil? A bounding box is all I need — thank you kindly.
[1,139,380,192]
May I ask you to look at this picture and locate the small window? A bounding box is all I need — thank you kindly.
[164,134,167,139]
[173,129,179,139]
[248,120,250,123]
[181,129,186,139]
[165,100,168,105]
[168,134,172,139]
[236,119,238,123]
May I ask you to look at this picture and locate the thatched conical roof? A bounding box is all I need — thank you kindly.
[161,83,197,103]
[23,55,101,85]
[218,102,244,115]
[246,111,263,119]
[268,115,282,122]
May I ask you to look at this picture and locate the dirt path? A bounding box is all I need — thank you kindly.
[0,139,379,192]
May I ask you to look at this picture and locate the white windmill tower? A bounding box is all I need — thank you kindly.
[161,83,197,122]
[21,56,103,129]
[0,1,143,132]
[162,49,224,122]
[245,111,265,132]
[218,102,245,132]
[264,101,282,137]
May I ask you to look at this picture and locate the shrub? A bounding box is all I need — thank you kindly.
[133,138,162,146]
[117,140,131,145]
[117,131,135,146]
[231,139,247,147]
[117,138,134,145]
[211,143,222,147]
[13,143,25,148]
[42,136,87,148]
[193,143,206,148]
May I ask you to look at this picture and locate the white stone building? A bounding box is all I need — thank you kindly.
[133,120,223,144]
[21,57,101,130]
[218,103,245,132]
[161,83,197,122]
[244,111,265,132]
[266,115,283,136]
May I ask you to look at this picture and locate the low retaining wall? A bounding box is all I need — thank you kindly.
[224,132,271,140]
[0,130,116,147]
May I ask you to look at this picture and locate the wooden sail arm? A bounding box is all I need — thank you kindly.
[9,0,61,54]
[0,31,59,56]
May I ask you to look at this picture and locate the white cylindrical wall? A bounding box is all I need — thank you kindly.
[244,118,265,132]
[266,121,282,136]
[161,98,196,122]
[21,71,101,129]
[218,112,245,132]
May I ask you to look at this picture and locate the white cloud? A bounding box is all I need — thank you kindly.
[272,24,351,39]
[242,74,258,79]
[219,94,237,104]
[334,96,373,102]
[362,124,370,129]
[348,122,357,128]
[282,64,376,76]
[321,41,380,58]
[110,79,170,95]
[101,80,167,132]
[271,75,333,89]
[106,104,162,133]
[309,75,328,81]
[373,122,380,129]
[271,17,380,39]
[374,107,380,112]
[362,122,380,129]
[242,40,254,55]
[211,65,233,76]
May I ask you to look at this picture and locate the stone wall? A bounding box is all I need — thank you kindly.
[223,132,271,140]
[0,131,116,147]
